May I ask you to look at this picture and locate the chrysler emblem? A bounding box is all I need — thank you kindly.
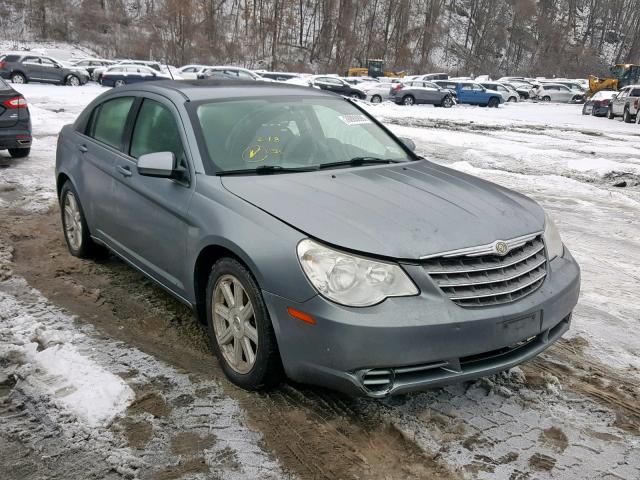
[494,241,509,255]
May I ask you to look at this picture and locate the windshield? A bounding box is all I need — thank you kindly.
[192,97,411,174]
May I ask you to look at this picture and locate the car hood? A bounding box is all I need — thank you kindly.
[221,160,545,259]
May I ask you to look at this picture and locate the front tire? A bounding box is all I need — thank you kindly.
[206,258,283,390]
[441,95,453,108]
[371,94,382,103]
[623,108,633,123]
[59,181,103,258]
[542,96,551,102]
[66,75,80,86]
[488,97,499,108]
[8,147,30,158]
[607,107,615,119]
[114,79,126,87]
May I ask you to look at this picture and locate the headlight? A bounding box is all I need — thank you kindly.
[543,212,564,260]
[297,239,418,307]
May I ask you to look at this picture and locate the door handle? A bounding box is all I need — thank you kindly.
[117,165,132,177]
[78,145,88,153]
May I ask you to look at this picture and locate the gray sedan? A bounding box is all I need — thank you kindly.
[55,81,580,397]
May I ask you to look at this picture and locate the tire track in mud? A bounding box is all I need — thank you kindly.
[1,203,461,480]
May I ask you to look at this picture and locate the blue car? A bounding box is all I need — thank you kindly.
[100,65,171,87]
[443,81,504,107]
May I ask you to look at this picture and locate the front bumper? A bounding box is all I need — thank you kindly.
[264,250,580,397]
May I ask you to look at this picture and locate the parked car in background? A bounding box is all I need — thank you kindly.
[198,66,264,81]
[55,80,579,397]
[390,80,454,106]
[0,53,89,86]
[408,73,449,82]
[0,77,31,158]
[582,90,616,116]
[100,65,172,87]
[93,60,163,82]
[445,82,503,107]
[177,65,210,80]
[361,81,396,103]
[259,71,302,82]
[534,83,581,103]
[479,82,519,102]
[300,75,366,99]
[502,81,533,100]
[69,58,115,78]
[607,85,640,122]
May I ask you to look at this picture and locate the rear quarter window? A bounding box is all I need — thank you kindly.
[1,55,21,62]
[630,89,640,96]
[88,97,135,151]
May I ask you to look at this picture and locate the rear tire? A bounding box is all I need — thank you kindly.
[508,96,518,102]
[371,94,382,103]
[59,181,105,259]
[11,72,26,84]
[114,79,126,87]
[582,104,588,115]
[402,95,415,106]
[8,147,30,158]
[206,257,283,390]
[623,108,633,123]
[542,96,551,102]
[607,107,615,119]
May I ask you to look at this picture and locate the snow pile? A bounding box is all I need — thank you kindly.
[0,277,134,427]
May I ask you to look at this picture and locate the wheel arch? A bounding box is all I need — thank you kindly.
[193,242,256,323]
[56,172,72,199]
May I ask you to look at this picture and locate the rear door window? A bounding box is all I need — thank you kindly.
[89,97,135,151]
[130,99,185,162]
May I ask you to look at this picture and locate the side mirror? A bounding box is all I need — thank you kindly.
[55,64,61,69]
[137,151,183,179]
[398,137,416,152]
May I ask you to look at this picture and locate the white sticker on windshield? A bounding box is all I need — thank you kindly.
[338,114,372,126]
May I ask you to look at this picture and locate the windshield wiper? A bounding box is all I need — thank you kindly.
[217,165,318,176]
[318,157,403,170]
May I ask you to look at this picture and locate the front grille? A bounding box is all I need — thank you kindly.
[423,233,547,307]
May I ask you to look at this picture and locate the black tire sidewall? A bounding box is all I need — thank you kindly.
[205,257,282,390]
[371,95,382,103]
[67,75,80,86]
[403,95,414,105]
[8,147,30,158]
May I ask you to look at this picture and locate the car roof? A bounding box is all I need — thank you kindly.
[106,79,342,102]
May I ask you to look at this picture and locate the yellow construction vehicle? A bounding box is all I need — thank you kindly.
[587,63,640,97]
[347,59,406,78]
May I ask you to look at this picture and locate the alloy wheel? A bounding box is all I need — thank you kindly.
[68,76,80,86]
[212,274,258,374]
[403,96,414,105]
[12,74,25,84]
[115,80,126,87]
[63,192,83,251]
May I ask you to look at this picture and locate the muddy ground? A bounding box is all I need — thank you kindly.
[0,179,638,480]
[1,93,639,479]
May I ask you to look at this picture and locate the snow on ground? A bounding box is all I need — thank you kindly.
[363,101,640,374]
[1,84,639,479]
[1,85,290,479]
